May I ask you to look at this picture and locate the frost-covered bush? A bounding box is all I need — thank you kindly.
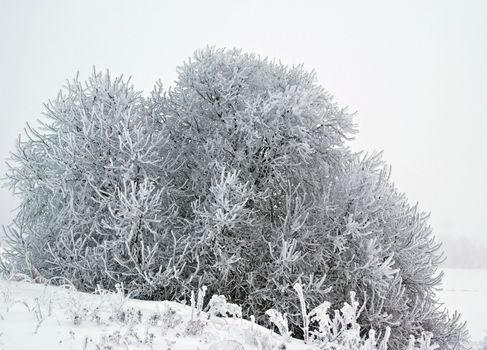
[267,283,441,350]
[3,48,467,349]
[313,152,468,349]
[3,71,186,297]
[206,294,242,319]
[153,48,467,349]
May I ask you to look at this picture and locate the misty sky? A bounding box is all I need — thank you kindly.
[1,1,486,265]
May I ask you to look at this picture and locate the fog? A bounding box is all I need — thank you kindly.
[1,0,486,267]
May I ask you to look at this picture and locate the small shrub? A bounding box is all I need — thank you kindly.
[207,294,242,319]
[184,319,207,336]
[265,308,291,341]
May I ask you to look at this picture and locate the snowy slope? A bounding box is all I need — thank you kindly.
[0,279,305,350]
[1,270,486,349]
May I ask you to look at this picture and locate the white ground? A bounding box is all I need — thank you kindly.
[0,279,306,350]
[438,268,487,345]
[0,269,485,349]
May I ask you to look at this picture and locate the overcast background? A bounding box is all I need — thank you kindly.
[1,0,486,267]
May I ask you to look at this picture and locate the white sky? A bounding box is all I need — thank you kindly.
[1,1,486,263]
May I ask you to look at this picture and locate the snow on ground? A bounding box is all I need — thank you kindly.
[0,269,485,349]
[0,279,303,350]
[438,268,487,345]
